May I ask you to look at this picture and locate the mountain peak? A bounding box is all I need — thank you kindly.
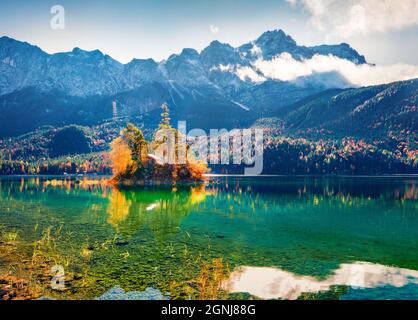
[236,29,366,64]
[71,47,104,57]
[207,40,233,49]
[0,35,22,43]
[180,48,199,57]
[0,36,44,52]
[260,29,287,36]
[256,29,296,45]
[309,43,367,64]
[167,48,200,62]
[209,40,222,46]
[200,40,241,68]
[129,57,157,65]
[72,47,85,54]
[238,29,298,60]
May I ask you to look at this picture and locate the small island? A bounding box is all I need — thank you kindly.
[109,104,208,186]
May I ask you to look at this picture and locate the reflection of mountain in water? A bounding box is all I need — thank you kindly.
[224,262,418,300]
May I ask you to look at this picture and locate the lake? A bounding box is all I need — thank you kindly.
[1,176,418,300]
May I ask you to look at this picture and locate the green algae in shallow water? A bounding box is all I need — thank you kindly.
[1,176,418,300]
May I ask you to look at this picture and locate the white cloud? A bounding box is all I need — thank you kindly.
[212,64,266,82]
[236,53,418,87]
[218,64,233,72]
[287,0,418,37]
[235,66,266,83]
[210,64,233,72]
[249,44,263,57]
[209,24,220,34]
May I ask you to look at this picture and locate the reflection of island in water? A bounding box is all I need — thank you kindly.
[224,262,418,300]
[106,185,210,238]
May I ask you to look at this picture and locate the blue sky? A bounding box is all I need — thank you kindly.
[0,0,418,64]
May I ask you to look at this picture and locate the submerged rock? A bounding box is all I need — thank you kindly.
[37,296,56,300]
[0,289,7,298]
[115,240,129,247]
[96,286,169,300]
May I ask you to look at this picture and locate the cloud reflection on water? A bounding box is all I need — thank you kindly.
[224,262,418,299]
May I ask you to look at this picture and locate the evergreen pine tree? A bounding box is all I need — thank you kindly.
[160,103,171,129]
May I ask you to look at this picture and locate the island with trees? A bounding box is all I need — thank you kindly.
[109,104,208,186]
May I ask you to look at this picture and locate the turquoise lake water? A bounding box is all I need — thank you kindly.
[0,176,417,300]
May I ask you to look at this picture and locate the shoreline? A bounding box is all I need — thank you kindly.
[1,174,418,179]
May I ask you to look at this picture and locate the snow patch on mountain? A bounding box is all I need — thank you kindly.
[231,100,251,111]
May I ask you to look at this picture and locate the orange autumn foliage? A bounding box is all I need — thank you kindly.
[106,188,131,229]
[109,137,135,179]
[108,105,209,183]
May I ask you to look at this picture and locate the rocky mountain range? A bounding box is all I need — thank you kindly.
[1,29,416,141]
[0,29,366,97]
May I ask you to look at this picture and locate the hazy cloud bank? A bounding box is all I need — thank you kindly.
[239,53,418,87]
[287,0,418,38]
